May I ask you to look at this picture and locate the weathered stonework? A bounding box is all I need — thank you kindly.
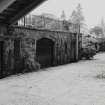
[0,25,82,76]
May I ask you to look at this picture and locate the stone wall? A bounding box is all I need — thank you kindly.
[0,25,82,76]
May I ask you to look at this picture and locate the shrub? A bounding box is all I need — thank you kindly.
[81,46,96,59]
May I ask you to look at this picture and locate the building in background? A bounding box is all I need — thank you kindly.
[18,14,79,32]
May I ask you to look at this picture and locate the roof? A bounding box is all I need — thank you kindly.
[0,0,46,25]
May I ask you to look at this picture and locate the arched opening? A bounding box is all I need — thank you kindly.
[0,41,4,77]
[14,39,21,73]
[36,38,54,68]
[64,42,67,54]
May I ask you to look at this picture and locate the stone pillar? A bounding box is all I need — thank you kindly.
[0,24,8,36]
[53,41,58,65]
[0,24,8,77]
[22,38,40,71]
[34,39,37,59]
[76,33,79,61]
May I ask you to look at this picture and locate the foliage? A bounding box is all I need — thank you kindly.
[70,3,85,33]
[61,10,66,20]
[98,38,105,51]
[70,3,84,25]
[90,26,103,37]
[81,45,96,59]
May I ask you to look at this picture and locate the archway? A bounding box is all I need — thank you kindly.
[14,39,21,73]
[36,38,54,68]
[0,41,4,77]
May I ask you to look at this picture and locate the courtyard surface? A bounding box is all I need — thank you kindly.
[0,53,105,105]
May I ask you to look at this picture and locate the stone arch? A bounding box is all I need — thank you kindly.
[36,38,54,68]
[36,35,56,42]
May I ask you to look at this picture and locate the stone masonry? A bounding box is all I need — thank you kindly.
[0,25,82,76]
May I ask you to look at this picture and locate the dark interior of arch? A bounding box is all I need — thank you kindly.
[36,38,54,68]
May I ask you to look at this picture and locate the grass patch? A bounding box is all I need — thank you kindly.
[95,72,105,79]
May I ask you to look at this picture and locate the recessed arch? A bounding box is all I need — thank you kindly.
[36,38,54,68]
[0,41,4,77]
[36,35,56,42]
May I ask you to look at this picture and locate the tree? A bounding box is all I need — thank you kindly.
[61,10,66,20]
[90,26,103,38]
[70,10,77,23]
[70,3,85,33]
[76,3,84,24]
[100,18,105,37]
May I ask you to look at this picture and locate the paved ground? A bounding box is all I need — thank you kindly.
[0,53,105,105]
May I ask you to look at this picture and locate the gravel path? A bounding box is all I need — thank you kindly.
[0,53,105,105]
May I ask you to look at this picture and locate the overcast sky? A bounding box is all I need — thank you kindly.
[31,0,105,29]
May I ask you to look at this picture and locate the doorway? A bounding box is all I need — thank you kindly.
[14,39,21,73]
[0,41,4,77]
[36,38,54,68]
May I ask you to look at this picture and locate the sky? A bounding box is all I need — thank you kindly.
[31,0,105,29]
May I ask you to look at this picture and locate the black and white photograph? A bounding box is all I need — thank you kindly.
[0,0,105,104]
